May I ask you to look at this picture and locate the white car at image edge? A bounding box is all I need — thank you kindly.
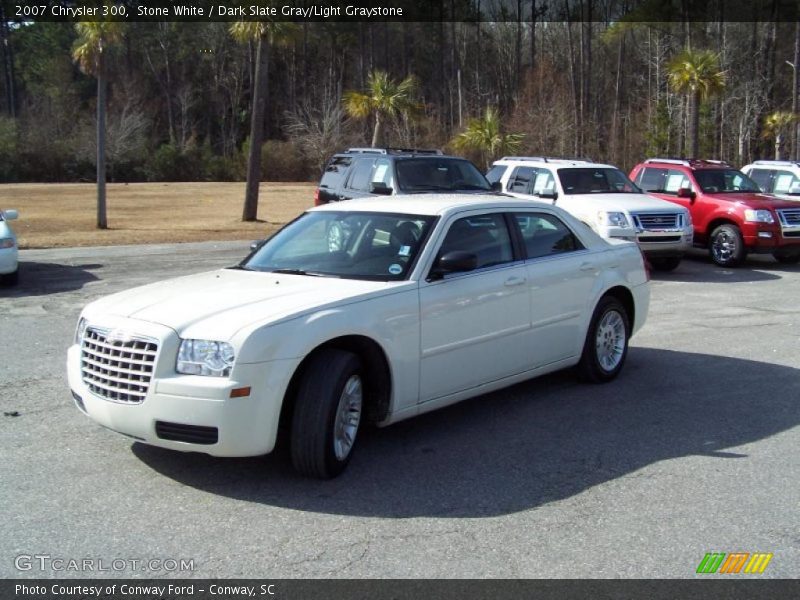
[0,208,19,285]
[67,194,650,478]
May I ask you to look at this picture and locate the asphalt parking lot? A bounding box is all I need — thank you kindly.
[1,243,798,579]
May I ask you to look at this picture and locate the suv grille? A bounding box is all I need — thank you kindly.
[777,208,800,227]
[80,327,158,404]
[632,213,681,229]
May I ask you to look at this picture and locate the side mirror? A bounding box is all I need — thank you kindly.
[677,187,695,201]
[430,251,478,280]
[249,240,264,252]
[2,209,18,220]
[370,182,393,195]
[537,191,558,203]
[490,181,502,192]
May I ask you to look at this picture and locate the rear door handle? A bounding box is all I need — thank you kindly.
[504,276,526,287]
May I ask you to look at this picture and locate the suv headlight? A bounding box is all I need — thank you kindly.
[744,209,774,224]
[0,237,14,249]
[598,211,630,228]
[177,339,235,377]
[75,317,88,345]
[682,211,693,227]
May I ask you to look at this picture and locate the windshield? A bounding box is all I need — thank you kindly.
[693,169,760,193]
[558,167,641,194]
[242,211,435,281]
[396,158,491,192]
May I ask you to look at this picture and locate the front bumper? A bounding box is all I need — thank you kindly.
[636,227,693,258]
[67,341,297,458]
[0,245,18,274]
[743,223,800,253]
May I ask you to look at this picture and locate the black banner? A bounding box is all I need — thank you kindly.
[3,0,800,23]
[4,579,800,600]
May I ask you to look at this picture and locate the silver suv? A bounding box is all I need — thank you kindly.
[487,157,693,271]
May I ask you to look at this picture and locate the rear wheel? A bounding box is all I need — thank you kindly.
[291,349,364,479]
[774,252,800,265]
[709,224,746,267]
[649,257,681,272]
[578,296,630,383]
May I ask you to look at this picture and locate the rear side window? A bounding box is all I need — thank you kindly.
[513,213,584,259]
[637,167,690,194]
[438,213,514,270]
[320,157,351,189]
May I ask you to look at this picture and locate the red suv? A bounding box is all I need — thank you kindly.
[630,158,800,266]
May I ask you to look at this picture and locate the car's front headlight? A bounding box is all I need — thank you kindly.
[0,237,14,249]
[744,209,774,224]
[75,317,88,345]
[683,211,693,227]
[598,211,630,228]
[177,339,235,377]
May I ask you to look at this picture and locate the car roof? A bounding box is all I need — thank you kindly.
[332,148,464,159]
[742,160,800,170]
[492,157,616,169]
[641,158,734,170]
[309,193,560,217]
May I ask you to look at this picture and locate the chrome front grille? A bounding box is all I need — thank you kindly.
[632,212,682,230]
[777,208,800,227]
[80,327,158,404]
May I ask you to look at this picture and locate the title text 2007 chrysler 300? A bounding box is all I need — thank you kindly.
[68,195,650,478]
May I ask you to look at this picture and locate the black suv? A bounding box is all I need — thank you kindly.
[315,148,495,205]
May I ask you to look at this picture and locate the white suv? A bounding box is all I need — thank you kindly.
[741,160,800,201]
[487,157,693,271]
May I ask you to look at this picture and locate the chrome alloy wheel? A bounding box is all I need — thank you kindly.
[711,230,736,263]
[333,374,363,461]
[595,310,626,372]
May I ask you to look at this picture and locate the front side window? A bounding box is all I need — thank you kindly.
[437,213,514,270]
[693,169,759,193]
[345,158,377,191]
[747,169,772,192]
[513,213,584,259]
[772,170,800,194]
[395,158,491,192]
[243,211,434,280]
[558,168,640,194]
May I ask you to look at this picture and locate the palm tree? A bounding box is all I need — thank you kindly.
[667,49,726,158]
[343,70,420,148]
[452,107,524,169]
[763,111,797,160]
[72,21,123,230]
[230,21,296,222]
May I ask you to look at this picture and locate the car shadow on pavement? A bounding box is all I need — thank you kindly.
[650,253,784,283]
[133,348,800,518]
[0,261,101,297]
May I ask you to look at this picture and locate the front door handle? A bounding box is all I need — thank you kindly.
[580,262,596,272]
[504,276,526,287]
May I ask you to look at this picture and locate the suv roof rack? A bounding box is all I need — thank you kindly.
[500,156,594,164]
[345,147,444,155]
[645,157,732,168]
[751,159,800,167]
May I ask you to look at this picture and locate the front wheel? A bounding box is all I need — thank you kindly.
[709,224,746,267]
[291,349,364,479]
[577,296,630,383]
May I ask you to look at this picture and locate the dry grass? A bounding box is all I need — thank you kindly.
[1,182,316,249]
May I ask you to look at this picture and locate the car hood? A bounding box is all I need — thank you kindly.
[84,269,400,340]
[570,193,687,213]
[705,192,800,209]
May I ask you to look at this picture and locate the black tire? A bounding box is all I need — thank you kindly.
[774,252,800,265]
[0,268,18,286]
[649,257,682,272]
[290,349,364,479]
[577,295,630,383]
[709,224,746,267]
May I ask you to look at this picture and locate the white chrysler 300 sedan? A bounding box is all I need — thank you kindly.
[68,195,650,478]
